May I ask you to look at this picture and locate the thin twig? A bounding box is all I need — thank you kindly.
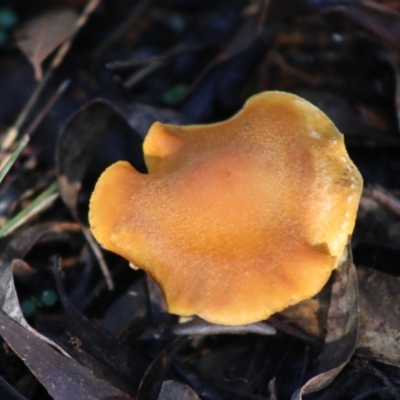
[353,358,400,400]
[93,0,154,58]
[0,79,70,175]
[367,185,400,216]
[107,42,213,70]
[1,72,52,151]
[124,59,163,89]
[81,225,114,291]
[51,0,101,70]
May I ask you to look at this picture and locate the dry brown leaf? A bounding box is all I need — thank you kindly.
[15,7,78,80]
[357,266,400,366]
[292,245,359,398]
[278,261,400,367]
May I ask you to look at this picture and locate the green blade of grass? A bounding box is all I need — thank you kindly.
[0,134,29,185]
[0,181,59,238]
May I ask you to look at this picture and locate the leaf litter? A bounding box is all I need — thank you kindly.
[0,0,400,399]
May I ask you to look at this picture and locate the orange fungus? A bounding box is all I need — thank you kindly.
[89,91,363,325]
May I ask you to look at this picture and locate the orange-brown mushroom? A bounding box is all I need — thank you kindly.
[89,91,362,325]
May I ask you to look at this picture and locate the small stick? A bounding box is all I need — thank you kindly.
[0,79,70,180]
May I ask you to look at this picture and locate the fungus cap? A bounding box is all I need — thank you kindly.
[89,91,363,325]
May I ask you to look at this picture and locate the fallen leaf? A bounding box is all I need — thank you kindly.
[0,259,70,357]
[0,310,131,400]
[357,266,400,365]
[14,8,78,80]
[52,259,149,395]
[101,277,149,338]
[56,99,180,220]
[292,245,359,398]
[276,263,400,368]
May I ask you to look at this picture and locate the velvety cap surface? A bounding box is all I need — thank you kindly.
[89,91,363,325]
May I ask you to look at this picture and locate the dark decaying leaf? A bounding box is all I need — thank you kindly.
[0,374,27,400]
[52,259,149,396]
[56,99,182,219]
[101,277,149,338]
[14,8,78,81]
[0,259,36,330]
[157,380,200,400]
[172,361,223,400]
[0,221,145,397]
[146,274,174,326]
[292,245,358,398]
[56,100,134,220]
[0,222,80,360]
[138,339,187,400]
[0,257,73,358]
[0,310,131,400]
